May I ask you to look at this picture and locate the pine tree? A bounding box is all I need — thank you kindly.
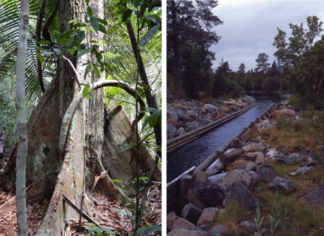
[167,0,222,98]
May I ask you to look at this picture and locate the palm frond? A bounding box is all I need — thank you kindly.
[0,0,59,102]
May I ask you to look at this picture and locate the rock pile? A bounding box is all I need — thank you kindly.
[167,105,321,235]
[167,96,256,140]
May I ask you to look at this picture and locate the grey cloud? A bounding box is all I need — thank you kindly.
[209,0,324,72]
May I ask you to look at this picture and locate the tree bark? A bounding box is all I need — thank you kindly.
[15,0,29,234]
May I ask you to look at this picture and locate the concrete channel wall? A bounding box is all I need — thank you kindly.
[167,103,278,212]
[167,103,257,153]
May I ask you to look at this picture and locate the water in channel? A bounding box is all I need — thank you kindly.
[167,93,290,183]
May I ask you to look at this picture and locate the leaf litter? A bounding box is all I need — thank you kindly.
[0,182,161,235]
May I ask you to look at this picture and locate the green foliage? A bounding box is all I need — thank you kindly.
[0,77,18,150]
[85,223,114,236]
[273,16,324,105]
[255,192,292,236]
[140,107,161,131]
[180,42,213,98]
[254,200,266,236]
[0,0,58,100]
[275,115,286,129]
[1,0,162,234]
[136,224,161,235]
[267,192,292,235]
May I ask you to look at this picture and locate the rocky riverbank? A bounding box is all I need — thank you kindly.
[167,102,324,236]
[167,95,256,140]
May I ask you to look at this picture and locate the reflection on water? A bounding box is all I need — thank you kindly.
[167,93,290,182]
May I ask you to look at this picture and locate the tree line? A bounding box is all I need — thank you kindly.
[167,0,324,107]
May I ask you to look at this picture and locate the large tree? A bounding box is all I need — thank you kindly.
[255,52,270,77]
[273,16,324,101]
[238,63,246,79]
[0,0,161,233]
[213,61,232,94]
[167,0,222,98]
[181,42,213,98]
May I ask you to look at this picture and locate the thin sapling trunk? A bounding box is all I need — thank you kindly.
[15,0,29,234]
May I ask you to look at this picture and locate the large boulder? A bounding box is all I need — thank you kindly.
[181,203,203,225]
[241,95,256,105]
[168,124,178,136]
[186,188,205,209]
[296,166,310,174]
[196,118,213,125]
[224,160,253,172]
[187,110,198,118]
[192,181,225,207]
[245,170,261,182]
[224,181,256,210]
[219,149,242,166]
[246,163,257,171]
[255,153,265,165]
[207,173,226,185]
[176,109,190,121]
[196,207,219,227]
[238,220,257,235]
[223,169,255,189]
[243,152,257,161]
[204,104,219,114]
[168,107,179,121]
[257,165,278,181]
[167,211,179,230]
[210,225,225,235]
[167,119,179,125]
[186,121,203,132]
[220,106,229,113]
[275,156,294,165]
[222,100,236,106]
[250,143,266,152]
[242,143,266,153]
[206,159,224,176]
[177,127,186,136]
[268,177,293,191]
[173,218,196,230]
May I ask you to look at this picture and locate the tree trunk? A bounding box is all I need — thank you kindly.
[170,2,183,98]
[174,43,183,98]
[15,0,29,233]
[3,0,160,233]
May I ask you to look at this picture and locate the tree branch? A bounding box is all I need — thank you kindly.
[59,80,146,155]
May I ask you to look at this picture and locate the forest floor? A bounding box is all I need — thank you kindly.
[0,155,161,236]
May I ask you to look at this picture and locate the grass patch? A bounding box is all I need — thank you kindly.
[256,180,269,189]
[216,201,248,233]
[268,162,299,177]
[259,109,324,152]
[255,190,324,231]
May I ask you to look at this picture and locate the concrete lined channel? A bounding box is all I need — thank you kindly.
[167,93,290,183]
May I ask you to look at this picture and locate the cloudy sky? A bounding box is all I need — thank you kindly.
[210,0,324,72]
